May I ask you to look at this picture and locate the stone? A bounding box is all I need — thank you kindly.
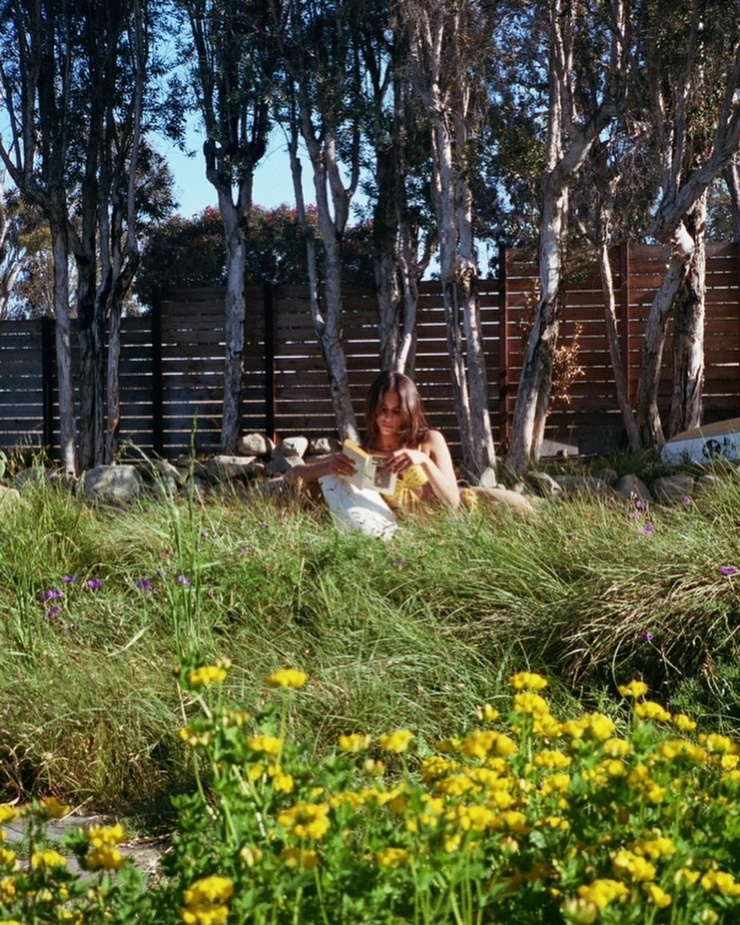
[614,474,653,504]
[0,483,23,510]
[80,465,142,505]
[478,466,498,488]
[551,475,614,499]
[205,455,260,481]
[237,432,271,456]
[594,467,618,487]
[651,474,694,504]
[265,455,303,476]
[524,471,563,497]
[273,436,309,459]
[309,435,340,456]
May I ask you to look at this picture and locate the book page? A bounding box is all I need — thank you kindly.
[342,440,397,495]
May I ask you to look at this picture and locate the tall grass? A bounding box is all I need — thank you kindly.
[1,467,739,822]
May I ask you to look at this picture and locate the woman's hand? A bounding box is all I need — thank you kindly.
[386,447,429,477]
[323,451,357,479]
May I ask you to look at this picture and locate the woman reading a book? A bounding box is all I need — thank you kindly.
[284,372,461,520]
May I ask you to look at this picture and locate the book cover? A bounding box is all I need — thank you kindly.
[342,439,397,495]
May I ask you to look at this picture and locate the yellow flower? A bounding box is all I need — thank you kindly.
[240,846,263,867]
[701,733,738,755]
[675,867,701,888]
[0,807,19,826]
[602,738,631,758]
[277,802,330,840]
[643,882,672,908]
[271,768,295,794]
[378,729,414,754]
[539,773,571,796]
[611,849,656,882]
[265,668,307,689]
[183,876,235,906]
[180,905,229,925]
[0,848,15,867]
[672,713,697,732]
[635,701,671,723]
[577,878,629,910]
[562,897,598,923]
[338,733,371,753]
[618,680,648,699]
[700,870,740,897]
[188,665,228,688]
[533,749,572,769]
[376,847,410,869]
[86,846,125,871]
[585,713,616,741]
[38,796,70,819]
[509,671,548,691]
[247,735,283,757]
[279,847,318,869]
[513,692,550,717]
[31,849,67,869]
[0,877,16,902]
[87,823,126,848]
[631,836,676,860]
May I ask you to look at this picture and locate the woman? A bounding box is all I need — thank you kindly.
[284,371,460,512]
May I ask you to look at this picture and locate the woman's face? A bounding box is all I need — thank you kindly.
[375,390,407,442]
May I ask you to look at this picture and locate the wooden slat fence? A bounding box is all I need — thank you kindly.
[0,243,738,461]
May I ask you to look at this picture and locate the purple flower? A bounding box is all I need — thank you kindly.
[643,631,654,643]
[200,530,209,538]
[135,578,152,591]
[177,574,191,586]
[46,605,62,619]
[62,575,76,584]
[629,511,639,521]
[719,566,739,576]
[634,499,645,511]
[40,589,63,602]
[642,524,655,535]
[682,495,692,504]
[87,578,102,591]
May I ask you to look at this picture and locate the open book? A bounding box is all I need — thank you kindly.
[342,439,398,495]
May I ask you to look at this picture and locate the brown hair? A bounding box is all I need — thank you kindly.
[364,371,430,450]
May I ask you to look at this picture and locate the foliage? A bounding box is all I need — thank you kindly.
[2,670,740,923]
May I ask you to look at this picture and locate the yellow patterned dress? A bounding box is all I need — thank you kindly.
[381,464,429,512]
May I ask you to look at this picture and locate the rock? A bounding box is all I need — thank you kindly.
[309,435,340,456]
[651,473,694,504]
[524,471,563,497]
[80,465,142,505]
[265,455,303,476]
[14,466,53,490]
[0,483,23,511]
[237,432,272,456]
[551,475,614,499]
[614,474,653,504]
[273,436,309,459]
[205,455,260,481]
[594,467,618,487]
[478,466,498,488]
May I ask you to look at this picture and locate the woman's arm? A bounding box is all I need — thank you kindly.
[387,430,460,510]
[283,451,356,486]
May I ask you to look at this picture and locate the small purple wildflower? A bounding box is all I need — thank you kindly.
[643,631,654,643]
[135,578,153,591]
[634,499,645,511]
[46,605,62,620]
[40,589,63,602]
[200,530,209,538]
[642,524,655,535]
[62,575,76,584]
[629,511,639,521]
[87,578,102,591]
[177,574,191,586]
[719,565,739,576]
[682,495,692,504]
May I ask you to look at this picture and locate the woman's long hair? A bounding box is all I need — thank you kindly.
[364,371,430,450]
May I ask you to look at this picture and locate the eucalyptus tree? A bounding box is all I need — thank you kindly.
[398,0,496,478]
[177,0,279,453]
[632,0,740,448]
[271,0,365,440]
[0,0,177,472]
[503,0,618,473]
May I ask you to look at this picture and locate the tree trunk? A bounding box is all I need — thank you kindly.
[51,222,77,477]
[669,193,707,436]
[635,229,694,449]
[219,197,247,454]
[726,157,740,242]
[598,241,641,450]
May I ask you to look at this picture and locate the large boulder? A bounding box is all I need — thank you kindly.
[80,465,142,505]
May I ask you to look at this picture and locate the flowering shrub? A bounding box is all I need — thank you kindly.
[2,665,740,923]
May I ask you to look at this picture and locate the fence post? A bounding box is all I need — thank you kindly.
[40,316,55,454]
[263,281,276,439]
[151,288,163,456]
[498,243,510,449]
